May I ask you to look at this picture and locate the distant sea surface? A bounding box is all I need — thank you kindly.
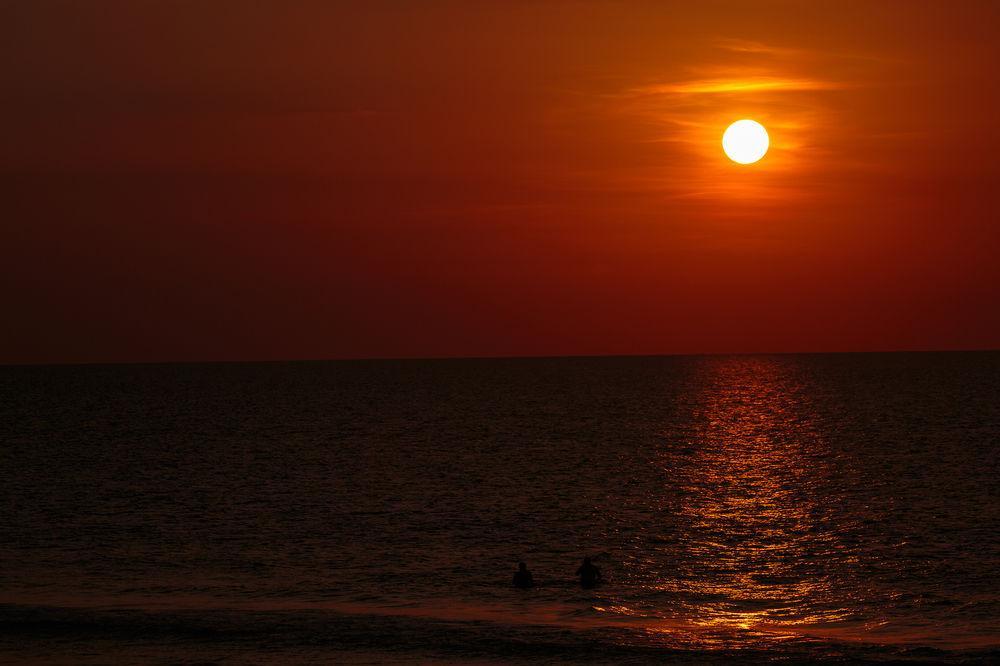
[1,353,998,663]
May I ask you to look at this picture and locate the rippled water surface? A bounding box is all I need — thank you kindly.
[1,353,998,662]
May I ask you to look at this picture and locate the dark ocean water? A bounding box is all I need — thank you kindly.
[1,353,998,663]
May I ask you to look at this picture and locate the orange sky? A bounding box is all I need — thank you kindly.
[3,1,999,362]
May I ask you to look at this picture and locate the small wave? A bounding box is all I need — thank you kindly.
[1,603,995,664]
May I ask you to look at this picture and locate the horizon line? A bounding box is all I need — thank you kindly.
[2,347,999,369]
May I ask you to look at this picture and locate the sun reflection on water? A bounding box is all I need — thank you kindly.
[661,356,856,641]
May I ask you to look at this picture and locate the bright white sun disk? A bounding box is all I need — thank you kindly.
[722,119,769,164]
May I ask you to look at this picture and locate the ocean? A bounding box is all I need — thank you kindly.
[1,353,998,663]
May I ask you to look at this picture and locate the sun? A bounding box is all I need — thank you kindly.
[722,119,769,164]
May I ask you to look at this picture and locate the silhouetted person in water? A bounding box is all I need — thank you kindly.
[577,557,602,589]
[513,561,535,589]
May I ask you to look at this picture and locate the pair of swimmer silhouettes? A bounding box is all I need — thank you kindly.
[513,557,602,589]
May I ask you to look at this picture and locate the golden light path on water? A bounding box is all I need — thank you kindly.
[602,357,882,651]
[682,358,833,630]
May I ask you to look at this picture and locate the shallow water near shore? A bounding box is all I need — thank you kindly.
[1,353,998,662]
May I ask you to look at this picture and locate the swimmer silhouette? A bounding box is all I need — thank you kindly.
[512,561,535,589]
[577,556,602,589]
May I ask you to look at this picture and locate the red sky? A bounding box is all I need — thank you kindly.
[3,1,999,363]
